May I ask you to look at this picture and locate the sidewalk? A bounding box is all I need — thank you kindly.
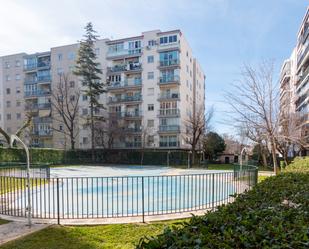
[0,221,49,246]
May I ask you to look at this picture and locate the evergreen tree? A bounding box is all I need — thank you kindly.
[74,22,105,161]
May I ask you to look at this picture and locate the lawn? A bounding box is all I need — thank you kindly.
[0,219,9,225]
[0,219,187,249]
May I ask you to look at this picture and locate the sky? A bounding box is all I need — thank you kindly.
[0,0,308,136]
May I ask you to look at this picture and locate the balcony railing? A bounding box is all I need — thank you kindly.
[32,130,53,136]
[159,59,180,67]
[158,75,180,84]
[297,43,309,67]
[158,41,180,51]
[124,127,142,133]
[24,78,37,84]
[24,61,50,71]
[125,142,141,148]
[159,125,180,132]
[107,48,142,58]
[24,90,51,97]
[159,141,179,147]
[158,109,180,116]
[108,95,142,104]
[107,79,142,89]
[109,111,142,118]
[37,75,51,83]
[107,63,142,73]
[33,117,52,123]
[158,93,180,100]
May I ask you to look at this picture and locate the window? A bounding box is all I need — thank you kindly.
[147,88,154,96]
[186,94,189,101]
[168,35,177,43]
[186,80,189,87]
[6,101,11,108]
[6,75,10,81]
[147,135,154,146]
[7,114,11,120]
[82,95,88,101]
[16,87,21,94]
[5,62,10,68]
[16,113,21,120]
[160,36,168,44]
[148,40,156,46]
[70,95,75,102]
[59,125,63,131]
[160,35,177,44]
[95,48,100,55]
[186,65,189,73]
[68,52,75,60]
[57,68,63,75]
[15,60,20,67]
[83,137,88,144]
[58,54,62,61]
[147,56,154,63]
[69,81,75,88]
[7,128,11,133]
[147,72,154,79]
[147,119,154,127]
[82,108,88,115]
[148,104,154,111]
[15,74,21,80]
[16,100,21,107]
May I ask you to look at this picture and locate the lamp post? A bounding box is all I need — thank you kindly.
[240,147,247,171]
[10,134,31,227]
[187,151,192,169]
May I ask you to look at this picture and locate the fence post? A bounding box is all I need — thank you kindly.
[141,176,145,223]
[212,174,215,210]
[57,178,60,225]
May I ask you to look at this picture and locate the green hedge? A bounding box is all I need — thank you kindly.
[0,148,194,166]
[137,157,309,248]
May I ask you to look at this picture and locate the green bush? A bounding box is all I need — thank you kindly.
[284,156,309,173]
[137,158,309,248]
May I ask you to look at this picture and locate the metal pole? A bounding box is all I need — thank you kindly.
[142,177,145,223]
[10,135,31,227]
[167,151,170,167]
[57,178,60,225]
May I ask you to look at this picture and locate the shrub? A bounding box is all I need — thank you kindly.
[284,156,309,173]
[137,158,309,248]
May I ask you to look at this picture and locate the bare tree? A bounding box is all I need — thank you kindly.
[186,105,208,166]
[226,62,280,174]
[51,74,80,150]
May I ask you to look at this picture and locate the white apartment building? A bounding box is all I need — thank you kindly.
[0,29,206,150]
[279,7,309,153]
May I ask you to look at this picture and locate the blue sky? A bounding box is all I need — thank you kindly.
[0,0,308,135]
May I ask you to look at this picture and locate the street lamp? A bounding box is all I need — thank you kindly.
[187,151,192,169]
[10,134,32,227]
[240,147,247,171]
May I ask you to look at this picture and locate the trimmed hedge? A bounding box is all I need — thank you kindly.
[285,157,309,173]
[137,158,309,248]
[0,148,194,166]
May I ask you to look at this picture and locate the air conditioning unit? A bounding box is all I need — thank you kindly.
[146,46,151,50]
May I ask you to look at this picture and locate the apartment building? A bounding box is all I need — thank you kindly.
[0,29,205,149]
[279,7,309,153]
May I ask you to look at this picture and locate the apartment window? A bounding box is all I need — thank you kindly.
[186,94,189,101]
[148,40,156,46]
[147,135,154,146]
[95,48,100,55]
[15,60,20,67]
[7,128,11,133]
[190,70,192,77]
[7,114,11,120]
[5,62,10,68]
[68,52,75,60]
[82,95,88,101]
[6,101,11,108]
[58,54,62,61]
[59,125,63,131]
[186,80,189,87]
[16,87,21,94]
[95,108,100,115]
[186,65,189,73]
[6,75,10,81]
[70,95,75,102]
[57,68,63,75]
[82,108,88,115]
[186,51,188,57]
[160,35,177,44]
[83,137,88,144]
[148,104,154,111]
[168,35,177,43]
[16,113,21,120]
[147,56,154,63]
[16,100,21,107]
[147,88,154,96]
[69,81,75,88]
[15,74,21,80]
[147,119,154,127]
[147,72,154,79]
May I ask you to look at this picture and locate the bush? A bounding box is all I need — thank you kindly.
[137,158,309,248]
[284,157,309,173]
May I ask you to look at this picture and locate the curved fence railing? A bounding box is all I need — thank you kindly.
[0,164,258,223]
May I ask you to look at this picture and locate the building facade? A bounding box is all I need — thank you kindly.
[0,29,205,149]
[279,8,309,154]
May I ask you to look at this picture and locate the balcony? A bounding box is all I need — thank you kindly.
[24,90,51,98]
[24,78,37,85]
[158,93,180,101]
[31,130,53,137]
[158,108,180,117]
[107,79,142,90]
[158,125,180,133]
[158,59,180,68]
[109,111,142,119]
[108,95,142,104]
[24,63,37,71]
[33,117,52,123]
[159,141,180,147]
[107,63,142,74]
[158,75,180,86]
[107,48,142,59]
[157,41,181,52]
[24,61,50,71]
[124,127,142,133]
[297,43,309,67]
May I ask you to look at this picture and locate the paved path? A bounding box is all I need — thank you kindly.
[259,171,275,176]
[0,221,49,246]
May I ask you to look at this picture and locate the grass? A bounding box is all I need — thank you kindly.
[0,219,187,249]
[258,175,270,183]
[0,219,9,225]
